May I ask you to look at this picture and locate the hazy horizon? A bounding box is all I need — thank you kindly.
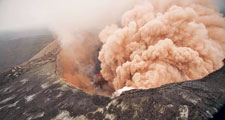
[0,0,224,32]
[0,0,136,32]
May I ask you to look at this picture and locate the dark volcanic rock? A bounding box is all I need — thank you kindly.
[0,42,225,119]
[84,60,225,120]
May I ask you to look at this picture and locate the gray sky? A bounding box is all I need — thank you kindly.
[0,0,224,31]
[0,0,48,31]
[0,0,137,32]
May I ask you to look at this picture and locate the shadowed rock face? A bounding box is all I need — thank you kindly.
[0,41,225,120]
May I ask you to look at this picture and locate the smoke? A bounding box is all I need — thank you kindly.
[54,0,137,96]
[48,0,137,48]
[55,0,225,95]
[98,0,225,90]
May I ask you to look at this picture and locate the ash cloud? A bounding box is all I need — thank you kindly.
[98,0,225,90]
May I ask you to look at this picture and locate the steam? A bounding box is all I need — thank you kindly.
[54,0,137,96]
[98,0,225,90]
[48,0,137,48]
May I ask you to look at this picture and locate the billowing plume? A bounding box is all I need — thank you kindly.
[98,0,225,90]
[55,0,138,96]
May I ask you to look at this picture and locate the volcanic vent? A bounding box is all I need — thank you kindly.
[56,0,225,96]
[56,32,115,96]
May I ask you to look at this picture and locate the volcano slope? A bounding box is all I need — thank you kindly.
[0,41,225,120]
[0,29,54,72]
